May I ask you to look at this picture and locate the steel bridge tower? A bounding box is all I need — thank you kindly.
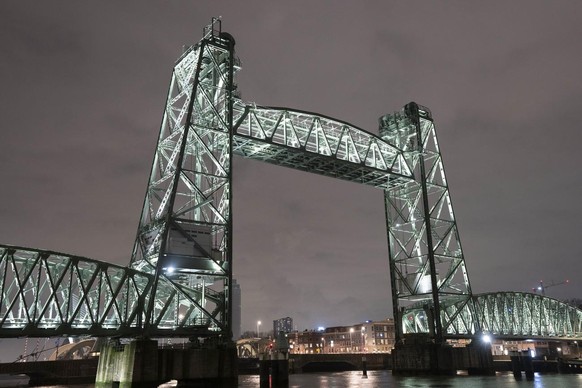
[130,19,237,340]
[380,104,474,344]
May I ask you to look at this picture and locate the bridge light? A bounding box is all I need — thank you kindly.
[166,266,175,273]
[481,334,491,343]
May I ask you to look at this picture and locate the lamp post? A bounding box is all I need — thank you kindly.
[350,328,354,353]
[322,337,325,354]
[257,320,261,338]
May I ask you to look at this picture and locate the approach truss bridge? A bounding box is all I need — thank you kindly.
[1,19,581,343]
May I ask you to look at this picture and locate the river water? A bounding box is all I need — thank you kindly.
[239,370,582,387]
[2,371,581,387]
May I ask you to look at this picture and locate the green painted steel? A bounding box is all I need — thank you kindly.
[232,104,412,188]
[0,244,152,337]
[402,292,582,340]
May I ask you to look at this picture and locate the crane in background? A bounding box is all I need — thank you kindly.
[532,279,569,296]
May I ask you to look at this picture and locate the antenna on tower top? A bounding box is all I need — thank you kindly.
[203,16,222,39]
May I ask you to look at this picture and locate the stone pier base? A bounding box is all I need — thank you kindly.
[96,339,237,388]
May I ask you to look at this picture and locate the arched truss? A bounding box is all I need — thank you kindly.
[232,103,412,189]
[235,338,269,358]
[402,292,582,340]
[48,338,97,360]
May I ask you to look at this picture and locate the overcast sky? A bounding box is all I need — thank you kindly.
[2,1,582,356]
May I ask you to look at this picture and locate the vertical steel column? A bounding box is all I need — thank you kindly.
[406,102,443,343]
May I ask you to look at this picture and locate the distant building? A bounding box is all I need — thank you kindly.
[288,329,325,354]
[364,318,396,353]
[286,318,396,354]
[231,279,241,340]
[273,317,293,336]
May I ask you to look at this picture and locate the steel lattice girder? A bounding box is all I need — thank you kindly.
[401,292,582,340]
[0,245,151,337]
[0,244,224,337]
[232,103,413,189]
[474,292,582,339]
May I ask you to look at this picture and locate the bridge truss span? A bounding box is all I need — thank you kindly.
[232,102,413,189]
[475,292,582,339]
[402,291,582,340]
[0,245,152,337]
[0,244,221,337]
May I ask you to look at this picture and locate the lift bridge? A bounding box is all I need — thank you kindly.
[1,19,581,347]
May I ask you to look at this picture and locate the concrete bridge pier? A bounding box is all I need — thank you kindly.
[96,339,159,388]
[95,339,237,388]
[259,352,289,388]
[392,335,494,376]
[510,351,534,381]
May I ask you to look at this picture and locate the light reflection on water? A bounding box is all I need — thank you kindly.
[239,371,582,388]
[4,371,582,387]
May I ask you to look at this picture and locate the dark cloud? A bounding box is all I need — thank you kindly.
[1,1,581,362]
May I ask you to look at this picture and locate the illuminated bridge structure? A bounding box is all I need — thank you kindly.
[0,19,581,348]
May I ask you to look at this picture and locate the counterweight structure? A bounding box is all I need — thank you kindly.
[0,19,581,344]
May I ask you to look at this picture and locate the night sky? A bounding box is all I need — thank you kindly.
[2,1,582,357]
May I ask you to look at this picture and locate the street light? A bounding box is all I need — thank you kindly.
[322,337,325,354]
[257,320,261,338]
[350,328,354,352]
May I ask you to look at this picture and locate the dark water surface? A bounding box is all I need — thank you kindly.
[2,371,582,387]
[239,371,582,387]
